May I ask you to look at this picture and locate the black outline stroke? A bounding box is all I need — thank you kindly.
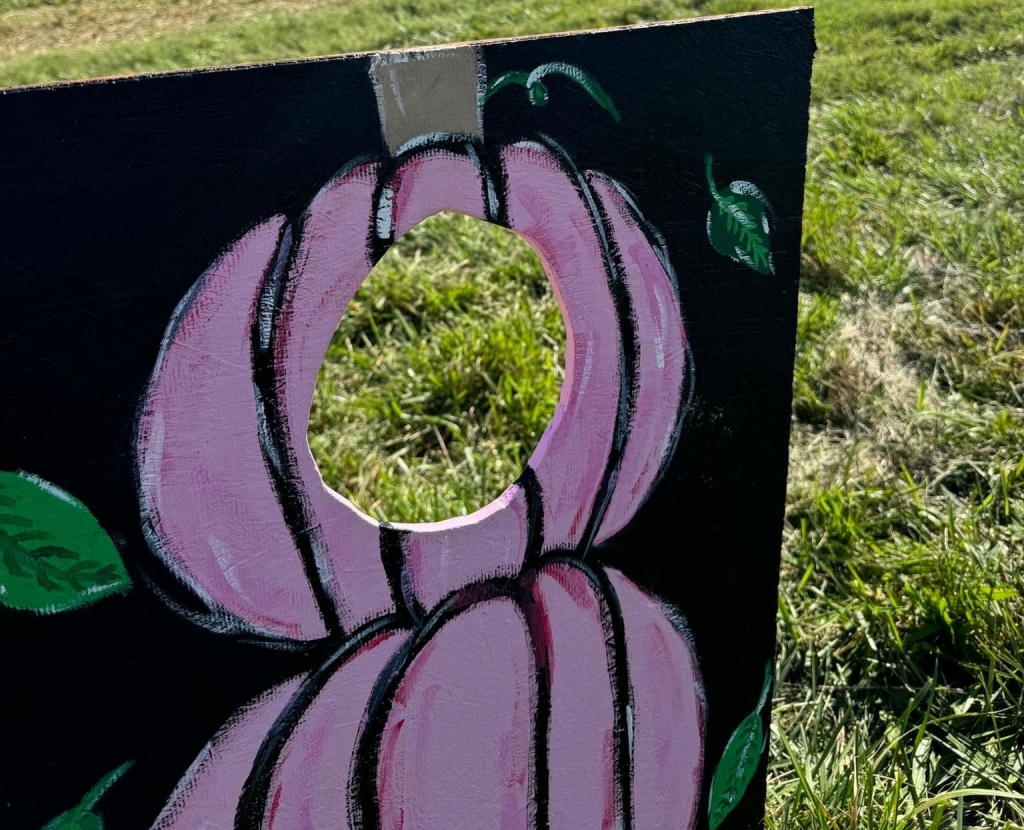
[251,220,343,635]
[520,135,639,559]
[347,578,521,830]
[235,614,405,830]
[544,555,635,830]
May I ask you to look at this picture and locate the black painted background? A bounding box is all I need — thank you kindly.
[0,11,814,829]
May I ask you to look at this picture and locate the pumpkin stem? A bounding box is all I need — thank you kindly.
[485,62,621,122]
[755,660,773,713]
[705,154,724,204]
[706,154,738,215]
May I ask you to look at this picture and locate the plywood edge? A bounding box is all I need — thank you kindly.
[0,7,814,96]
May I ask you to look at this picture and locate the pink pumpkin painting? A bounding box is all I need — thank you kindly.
[135,46,706,830]
[2,13,818,830]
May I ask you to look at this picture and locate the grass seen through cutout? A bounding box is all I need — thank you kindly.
[3,0,1023,826]
[308,213,563,524]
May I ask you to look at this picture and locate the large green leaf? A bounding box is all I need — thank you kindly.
[707,663,773,830]
[705,155,775,276]
[41,762,133,830]
[0,471,129,614]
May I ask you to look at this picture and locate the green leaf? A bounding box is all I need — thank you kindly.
[40,762,133,830]
[705,155,774,276]
[41,810,103,830]
[708,663,773,830]
[0,471,129,614]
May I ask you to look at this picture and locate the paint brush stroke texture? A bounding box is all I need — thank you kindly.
[136,136,703,828]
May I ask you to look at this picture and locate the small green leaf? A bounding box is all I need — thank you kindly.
[40,761,133,830]
[705,155,774,276]
[708,663,773,830]
[0,471,129,614]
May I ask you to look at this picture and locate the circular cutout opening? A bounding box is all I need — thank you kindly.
[309,212,565,523]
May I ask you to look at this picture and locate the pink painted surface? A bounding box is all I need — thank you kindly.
[136,143,689,633]
[385,150,533,610]
[378,600,533,830]
[272,162,395,630]
[136,217,327,641]
[609,569,705,830]
[152,675,304,830]
[266,631,409,830]
[390,149,487,237]
[532,564,617,830]
[139,135,702,829]
[587,174,688,543]
[503,142,620,550]
[401,483,530,612]
[149,568,704,829]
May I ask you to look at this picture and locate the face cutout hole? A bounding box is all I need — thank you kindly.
[309,212,565,524]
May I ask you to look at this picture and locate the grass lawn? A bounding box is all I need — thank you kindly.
[3,0,1023,826]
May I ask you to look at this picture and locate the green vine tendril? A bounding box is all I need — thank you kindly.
[485,62,621,122]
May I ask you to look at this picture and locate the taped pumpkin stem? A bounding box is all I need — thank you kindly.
[485,62,621,122]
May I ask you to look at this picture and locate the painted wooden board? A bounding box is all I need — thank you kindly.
[0,10,815,830]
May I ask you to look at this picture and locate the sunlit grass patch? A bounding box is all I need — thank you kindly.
[307,213,563,523]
